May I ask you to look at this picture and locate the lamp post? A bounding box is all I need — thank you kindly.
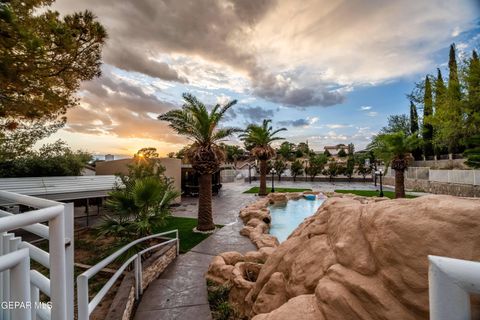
[375,169,384,197]
[271,168,276,193]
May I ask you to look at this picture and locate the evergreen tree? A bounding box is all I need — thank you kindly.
[410,101,422,160]
[448,44,461,101]
[465,50,480,134]
[410,101,419,134]
[432,68,447,154]
[423,76,434,157]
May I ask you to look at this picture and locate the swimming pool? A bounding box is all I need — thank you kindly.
[269,197,326,242]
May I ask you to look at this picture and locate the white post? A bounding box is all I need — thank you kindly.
[64,203,74,320]
[176,230,179,256]
[7,248,31,320]
[428,255,480,320]
[48,212,67,320]
[30,286,39,320]
[134,255,140,300]
[3,233,13,320]
[77,275,89,320]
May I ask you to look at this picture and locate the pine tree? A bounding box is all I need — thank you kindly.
[423,76,434,157]
[432,68,447,154]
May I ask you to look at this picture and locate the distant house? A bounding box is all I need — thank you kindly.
[324,144,349,156]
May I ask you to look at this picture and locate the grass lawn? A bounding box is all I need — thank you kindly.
[243,186,312,194]
[154,216,223,253]
[334,189,417,199]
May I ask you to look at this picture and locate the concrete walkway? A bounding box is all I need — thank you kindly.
[133,180,383,319]
[134,182,257,320]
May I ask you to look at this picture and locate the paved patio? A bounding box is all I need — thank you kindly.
[134,180,382,319]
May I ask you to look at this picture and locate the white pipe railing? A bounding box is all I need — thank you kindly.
[77,229,179,320]
[0,190,73,320]
[428,255,480,319]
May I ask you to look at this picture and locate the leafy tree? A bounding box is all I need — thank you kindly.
[175,145,190,160]
[356,162,371,181]
[464,134,480,169]
[345,156,355,180]
[98,157,178,243]
[369,132,420,198]
[347,143,355,155]
[159,93,239,231]
[0,0,107,154]
[423,76,434,157]
[277,141,295,160]
[273,159,287,181]
[381,114,410,135]
[167,152,175,158]
[323,160,339,181]
[307,154,327,181]
[240,119,286,196]
[465,50,480,135]
[220,143,244,166]
[297,142,310,156]
[0,140,92,177]
[337,148,347,158]
[290,159,304,182]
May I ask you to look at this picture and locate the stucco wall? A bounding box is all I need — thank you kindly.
[384,176,480,197]
[95,158,182,202]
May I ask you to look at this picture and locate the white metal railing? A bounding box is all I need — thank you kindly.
[0,190,74,320]
[77,230,179,320]
[428,255,480,319]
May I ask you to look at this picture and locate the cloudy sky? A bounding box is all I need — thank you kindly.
[47,0,480,157]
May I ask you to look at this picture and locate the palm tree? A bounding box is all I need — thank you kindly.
[369,131,420,198]
[240,120,286,196]
[158,93,239,231]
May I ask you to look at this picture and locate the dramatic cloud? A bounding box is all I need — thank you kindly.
[278,117,319,127]
[64,69,186,144]
[236,106,274,122]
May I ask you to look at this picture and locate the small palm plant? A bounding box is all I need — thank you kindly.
[240,120,286,196]
[158,93,239,231]
[369,131,420,198]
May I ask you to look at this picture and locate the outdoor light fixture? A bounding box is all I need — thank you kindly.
[375,169,384,197]
[271,168,277,193]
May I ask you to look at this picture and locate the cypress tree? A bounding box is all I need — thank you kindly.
[423,76,434,157]
[434,69,446,111]
[410,101,422,160]
[448,44,462,101]
[410,101,419,134]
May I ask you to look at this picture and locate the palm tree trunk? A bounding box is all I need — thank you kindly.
[394,169,406,198]
[259,160,267,196]
[197,173,215,231]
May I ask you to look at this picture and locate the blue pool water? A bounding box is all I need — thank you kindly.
[269,197,325,242]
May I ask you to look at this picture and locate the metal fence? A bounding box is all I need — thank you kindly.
[0,190,74,320]
[386,168,480,186]
[429,170,480,186]
[77,230,179,320]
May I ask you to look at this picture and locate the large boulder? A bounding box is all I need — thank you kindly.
[244,195,480,319]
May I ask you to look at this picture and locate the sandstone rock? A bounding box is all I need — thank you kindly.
[252,295,324,320]
[219,251,244,266]
[243,195,480,319]
[267,193,288,205]
[206,256,235,284]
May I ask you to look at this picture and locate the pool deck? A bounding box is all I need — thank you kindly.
[133,180,386,319]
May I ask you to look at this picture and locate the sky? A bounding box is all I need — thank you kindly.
[45,0,480,158]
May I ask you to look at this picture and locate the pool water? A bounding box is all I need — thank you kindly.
[269,197,325,242]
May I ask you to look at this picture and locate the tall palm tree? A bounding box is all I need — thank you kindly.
[369,131,420,198]
[240,120,286,196]
[158,93,239,231]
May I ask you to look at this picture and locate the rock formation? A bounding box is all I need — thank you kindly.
[207,194,480,319]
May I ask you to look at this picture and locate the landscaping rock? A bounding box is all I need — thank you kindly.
[219,251,244,266]
[244,195,480,319]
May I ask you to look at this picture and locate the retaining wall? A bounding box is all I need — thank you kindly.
[383,177,480,198]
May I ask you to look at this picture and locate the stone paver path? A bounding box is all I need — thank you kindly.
[134,180,384,319]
